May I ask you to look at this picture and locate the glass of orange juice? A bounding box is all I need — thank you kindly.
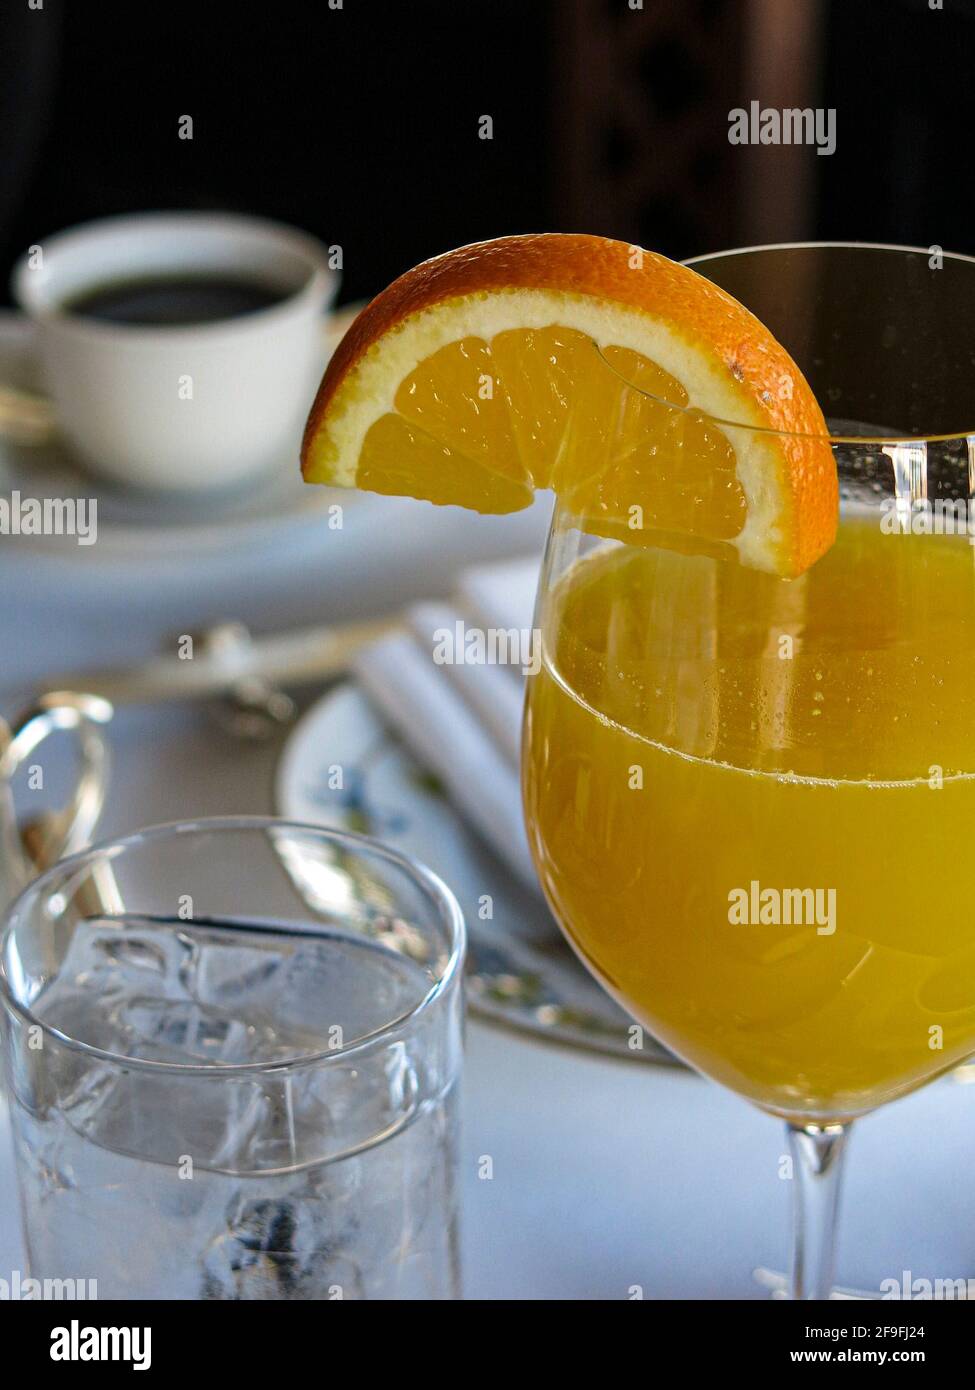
[522,244,975,1299]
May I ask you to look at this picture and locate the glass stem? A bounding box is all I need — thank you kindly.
[787,1121,850,1300]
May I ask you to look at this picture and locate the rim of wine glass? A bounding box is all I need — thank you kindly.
[596,240,975,447]
[0,815,466,1077]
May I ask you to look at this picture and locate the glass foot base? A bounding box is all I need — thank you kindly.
[753,1267,880,1300]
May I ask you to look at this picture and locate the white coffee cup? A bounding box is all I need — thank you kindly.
[11,211,338,492]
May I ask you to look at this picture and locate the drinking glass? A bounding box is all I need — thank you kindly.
[0,816,465,1300]
[522,244,975,1298]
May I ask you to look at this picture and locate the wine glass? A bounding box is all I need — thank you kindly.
[522,243,975,1299]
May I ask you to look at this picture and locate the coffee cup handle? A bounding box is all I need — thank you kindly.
[0,691,113,898]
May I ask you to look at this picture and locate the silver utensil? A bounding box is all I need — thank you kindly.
[0,691,113,901]
[21,616,399,709]
[0,384,57,446]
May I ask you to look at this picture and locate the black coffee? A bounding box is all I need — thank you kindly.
[64,274,287,326]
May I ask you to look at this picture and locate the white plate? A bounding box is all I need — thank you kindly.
[0,305,365,563]
[276,680,681,1066]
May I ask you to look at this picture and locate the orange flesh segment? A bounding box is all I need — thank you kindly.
[359,328,748,544]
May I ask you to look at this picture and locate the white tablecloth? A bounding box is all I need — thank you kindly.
[4,1020,975,1299]
[2,501,975,1299]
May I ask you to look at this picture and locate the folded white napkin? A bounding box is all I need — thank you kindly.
[351,556,543,893]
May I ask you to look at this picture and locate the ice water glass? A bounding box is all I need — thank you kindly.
[0,817,465,1300]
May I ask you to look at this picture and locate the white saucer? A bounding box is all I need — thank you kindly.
[276,680,682,1067]
[0,304,365,563]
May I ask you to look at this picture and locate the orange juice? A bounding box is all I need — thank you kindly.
[523,518,975,1120]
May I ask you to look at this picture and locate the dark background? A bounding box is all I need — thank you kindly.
[0,0,973,305]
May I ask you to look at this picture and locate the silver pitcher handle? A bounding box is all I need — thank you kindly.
[0,691,113,900]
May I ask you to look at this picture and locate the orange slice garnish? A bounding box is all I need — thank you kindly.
[302,234,836,577]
